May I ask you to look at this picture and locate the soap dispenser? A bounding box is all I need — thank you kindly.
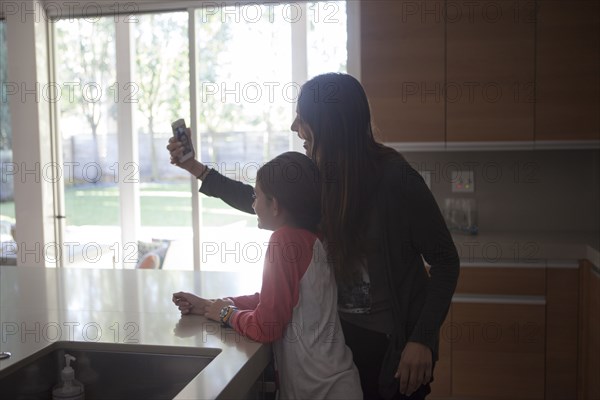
[52,353,85,400]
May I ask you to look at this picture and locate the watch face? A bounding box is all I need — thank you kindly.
[219,306,229,319]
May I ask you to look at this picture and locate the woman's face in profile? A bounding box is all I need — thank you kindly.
[290,113,314,158]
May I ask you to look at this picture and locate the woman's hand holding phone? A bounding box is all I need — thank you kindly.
[167,120,207,178]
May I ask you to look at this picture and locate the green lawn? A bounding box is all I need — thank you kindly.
[0,183,255,227]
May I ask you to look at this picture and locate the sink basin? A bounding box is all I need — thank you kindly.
[0,341,220,399]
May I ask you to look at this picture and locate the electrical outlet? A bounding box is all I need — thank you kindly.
[451,170,474,193]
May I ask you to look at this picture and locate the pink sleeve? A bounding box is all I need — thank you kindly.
[229,293,260,310]
[230,229,313,343]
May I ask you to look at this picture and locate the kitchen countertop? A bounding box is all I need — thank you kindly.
[0,267,270,399]
[450,230,600,269]
[1,231,598,397]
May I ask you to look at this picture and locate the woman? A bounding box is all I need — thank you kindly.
[173,152,362,399]
[167,73,460,400]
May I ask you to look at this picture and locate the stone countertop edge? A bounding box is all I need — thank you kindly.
[449,231,600,271]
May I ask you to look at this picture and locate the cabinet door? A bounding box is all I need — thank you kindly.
[456,266,545,296]
[361,0,445,142]
[578,260,600,400]
[545,266,579,399]
[446,1,535,142]
[536,1,600,141]
[452,301,545,399]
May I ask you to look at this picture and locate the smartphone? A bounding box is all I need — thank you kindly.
[171,119,194,163]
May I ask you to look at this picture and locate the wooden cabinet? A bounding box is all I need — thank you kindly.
[546,265,580,399]
[578,260,600,399]
[446,0,535,142]
[429,262,592,399]
[451,265,546,400]
[361,0,445,142]
[452,301,545,399]
[359,1,600,145]
[536,1,600,141]
[455,265,545,296]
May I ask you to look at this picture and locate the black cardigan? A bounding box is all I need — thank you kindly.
[200,153,460,360]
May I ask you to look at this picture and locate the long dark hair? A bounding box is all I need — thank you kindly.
[298,73,397,282]
[256,152,321,233]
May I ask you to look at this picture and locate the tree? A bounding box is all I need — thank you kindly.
[134,12,244,180]
[195,13,238,164]
[135,13,189,181]
[55,18,115,178]
[196,9,290,168]
[307,1,348,77]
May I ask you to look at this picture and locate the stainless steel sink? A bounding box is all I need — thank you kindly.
[0,341,220,399]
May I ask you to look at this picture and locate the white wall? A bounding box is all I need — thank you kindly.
[6,0,56,266]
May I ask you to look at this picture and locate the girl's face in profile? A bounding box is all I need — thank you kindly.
[252,183,278,231]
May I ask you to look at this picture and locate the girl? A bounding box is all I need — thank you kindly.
[172,151,362,400]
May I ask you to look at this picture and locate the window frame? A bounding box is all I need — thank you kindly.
[7,1,358,269]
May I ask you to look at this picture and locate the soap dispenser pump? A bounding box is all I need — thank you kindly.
[52,353,85,400]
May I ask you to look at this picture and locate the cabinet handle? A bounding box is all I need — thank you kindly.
[453,294,545,305]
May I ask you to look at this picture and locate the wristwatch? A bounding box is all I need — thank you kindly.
[219,305,238,327]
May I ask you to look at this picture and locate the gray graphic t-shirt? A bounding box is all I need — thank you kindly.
[338,265,371,314]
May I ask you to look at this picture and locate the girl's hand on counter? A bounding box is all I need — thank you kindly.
[204,298,235,322]
[172,291,210,315]
[172,292,234,317]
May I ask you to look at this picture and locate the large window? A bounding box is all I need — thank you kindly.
[48,1,349,271]
[195,2,348,272]
[307,1,347,77]
[0,20,16,265]
[194,4,293,272]
[132,12,192,268]
[54,17,120,268]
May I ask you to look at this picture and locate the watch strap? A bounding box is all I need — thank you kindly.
[220,306,238,327]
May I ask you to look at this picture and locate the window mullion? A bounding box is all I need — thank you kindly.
[48,20,66,268]
[189,8,202,272]
[115,19,140,269]
[290,2,308,152]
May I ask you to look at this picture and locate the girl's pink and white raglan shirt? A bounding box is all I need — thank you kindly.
[229,226,362,400]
